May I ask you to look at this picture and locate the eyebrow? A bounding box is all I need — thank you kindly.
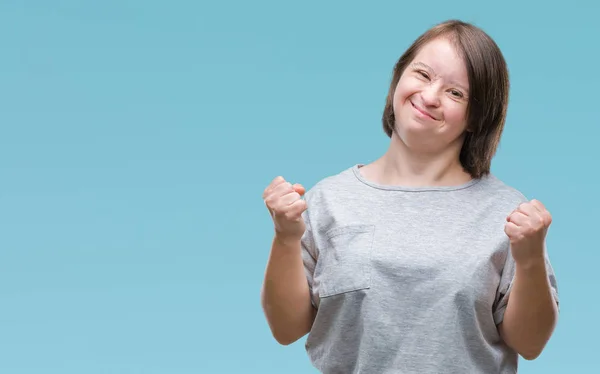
[410,61,469,93]
[411,62,433,72]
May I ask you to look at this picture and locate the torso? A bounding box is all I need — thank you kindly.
[301,164,530,373]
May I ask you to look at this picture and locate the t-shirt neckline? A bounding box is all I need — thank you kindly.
[351,164,482,192]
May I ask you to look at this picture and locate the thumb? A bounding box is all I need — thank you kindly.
[292,183,306,196]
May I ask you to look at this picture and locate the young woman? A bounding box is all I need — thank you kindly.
[261,20,559,373]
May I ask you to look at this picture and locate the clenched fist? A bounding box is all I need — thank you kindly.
[504,199,552,267]
[263,176,308,241]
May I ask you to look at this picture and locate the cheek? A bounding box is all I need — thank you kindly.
[444,103,468,126]
[392,78,415,109]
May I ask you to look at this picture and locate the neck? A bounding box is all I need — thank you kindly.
[363,132,472,187]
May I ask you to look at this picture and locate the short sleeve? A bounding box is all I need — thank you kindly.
[493,245,559,325]
[300,208,319,309]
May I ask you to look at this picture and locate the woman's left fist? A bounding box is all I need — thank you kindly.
[504,199,552,266]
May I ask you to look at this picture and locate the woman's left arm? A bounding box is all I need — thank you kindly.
[498,199,559,360]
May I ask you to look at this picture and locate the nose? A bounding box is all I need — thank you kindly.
[420,84,441,107]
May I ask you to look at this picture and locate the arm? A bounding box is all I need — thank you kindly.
[500,199,559,360]
[261,235,316,345]
[498,259,558,360]
[260,176,316,345]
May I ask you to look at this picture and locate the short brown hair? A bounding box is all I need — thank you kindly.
[382,20,509,179]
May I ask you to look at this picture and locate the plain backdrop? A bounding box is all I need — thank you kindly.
[1,1,598,373]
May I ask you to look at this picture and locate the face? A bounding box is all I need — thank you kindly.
[392,37,470,153]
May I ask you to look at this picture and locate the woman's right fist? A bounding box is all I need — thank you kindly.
[263,176,308,241]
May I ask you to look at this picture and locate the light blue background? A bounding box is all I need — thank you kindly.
[1,1,597,373]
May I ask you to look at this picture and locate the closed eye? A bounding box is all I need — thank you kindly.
[417,70,430,80]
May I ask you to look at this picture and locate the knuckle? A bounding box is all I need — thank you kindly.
[272,176,284,185]
[271,177,285,189]
[264,196,275,207]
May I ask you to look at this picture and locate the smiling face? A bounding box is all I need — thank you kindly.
[381,20,510,178]
[392,37,470,153]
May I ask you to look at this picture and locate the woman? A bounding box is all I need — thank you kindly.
[260,20,559,373]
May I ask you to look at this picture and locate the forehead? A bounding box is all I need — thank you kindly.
[412,38,468,82]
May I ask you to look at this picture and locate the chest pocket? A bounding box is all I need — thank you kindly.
[318,224,375,298]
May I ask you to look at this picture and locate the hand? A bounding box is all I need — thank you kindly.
[504,199,552,267]
[263,176,307,242]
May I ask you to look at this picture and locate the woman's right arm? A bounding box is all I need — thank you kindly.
[260,176,316,345]
[261,234,316,345]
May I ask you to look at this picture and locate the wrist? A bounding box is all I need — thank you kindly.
[515,255,546,272]
[273,232,302,247]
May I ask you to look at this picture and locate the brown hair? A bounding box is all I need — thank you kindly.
[382,20,509,179]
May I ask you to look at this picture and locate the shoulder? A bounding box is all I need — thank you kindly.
[304,164,360,202]
[474,173,529,210]
[301,164,367,230]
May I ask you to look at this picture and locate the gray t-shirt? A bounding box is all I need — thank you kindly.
[300,164,559,373]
